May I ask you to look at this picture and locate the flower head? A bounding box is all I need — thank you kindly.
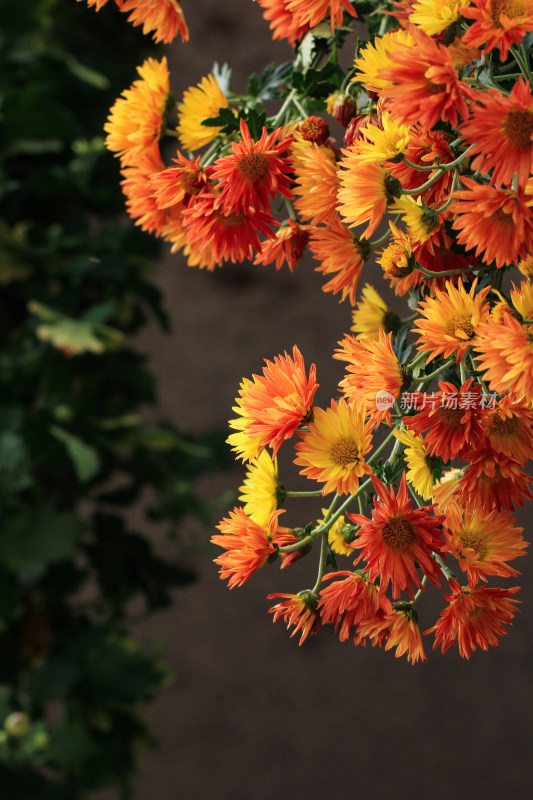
[309,217,370,305]
[462,0,533,62]
[119,0,189,43]
[318,571,392,642]
[257,0,310,45]
[475,312,533,400]
[286,0,357,32]
[351,284,399,340]
[177,74,229,152]
[254,220,309,272]
[293,143,339,226]
[337,150,402,238]
[212,507,284,588]
[238,450,283,528]
[267,592,320,644]
[394,427,440,501]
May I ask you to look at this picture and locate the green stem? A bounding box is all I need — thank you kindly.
[408,350,427,371]
[369,228,392,248]
[416,359,453,385]
[285,490,324,498]
[432,552,458,583]
[367,426,398,465]
[413,574,428,603]
[311,532,329,594]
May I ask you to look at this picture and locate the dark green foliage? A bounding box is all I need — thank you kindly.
[0,0,228,795]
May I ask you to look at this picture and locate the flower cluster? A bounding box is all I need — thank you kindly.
[91,0,533,662]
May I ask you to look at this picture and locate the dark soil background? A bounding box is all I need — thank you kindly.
[106,3,533,797]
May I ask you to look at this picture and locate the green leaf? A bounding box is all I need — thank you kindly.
[28,301,123,355]
[0,505,85,571]
[50,426,100,483]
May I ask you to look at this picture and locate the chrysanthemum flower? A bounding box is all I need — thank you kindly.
[121,147,174,236]
[227,389,267,462]
[228,346,318,460]
[335,330,407,425]
[267,592,319,645]
[286,0,357,31]
[378,26,474,130]
[211,119,293,213]
[337,151,402,238]
[457,450,533,512]
[510,277,533,321]
[149,152,209,209]
[460,80,533,188]
[391,195,442,247]
[388,127,455,206]
[432,467,463,511]
[451,178,533,268]
[256,0,310,45]
[294,398,373,496]
[351,284,400,341]
[348,474,445,599]
[351,113,411,165]
[462,0,533,62]
[410,0,469,35]
[379,223,421,297]
[480,395,533,463]
[319,571,392,642]
[426,580,520,658]
[293,143,340,226]
[403,380,484,463]
[182,190,277,264]
[413,278,491,364]
[212,507,284,588]
[238,450,284,528]
[518,253,533,278]
[119,0,189,43]
[254,220,309,272]
[382,606,427,664]
[309,217,370,305]
[177,73,229,152]
[326,515,356,557]
[394,427,440,501]
[354,28,415,94]
[475,312,533,399]
[104,57,171,166]
[443,500,527,585]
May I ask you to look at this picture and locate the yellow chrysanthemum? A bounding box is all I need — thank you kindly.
[392,196,438,245]
[394,427,437,501]
[177,73,229,151]
[324,513,356,556]
[518,254,533,279]
[294,398,373,496]
[353,28,414,94]
[510,279,533,321]
[351,284,399,341]
[352,113,411,165]
[410,0,469,36]
[238,450,283,528]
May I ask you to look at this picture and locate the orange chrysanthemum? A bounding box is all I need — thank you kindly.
[462,0,533,62]
[318,571,392,643]
[182,190,277,264]
[309,217,371,304]
[104,56,170,166]
[293,143,339,226]
[267,592,320,645]
[212,507,285,588]
[443,500,527,585]
[460,80,533,188]
[335,329,407,425]
[121,146,176,236]
[228,346,318,460]
[256,0,310,45]
[254,220,309,272]
[479,395,533,462]
[426,580,520,658]
[119,0,189,43]
[286,0,357,31]
[403,380,484,462]
[387,126,456,206]
[294,398,373,495]
[348,474,445,599]
[211,119,293,213]
[353,28,415,95]
[413,278,491,364]
[379,222,421,296]
[381,607,427,664]
[451,178,533,268]
[149,152,210,209]
[337,150,402,238]
[475,312,533,400]
[457,450,533,512]
[378,26,474,130]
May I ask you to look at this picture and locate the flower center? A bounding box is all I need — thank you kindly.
[490,413,520,437]
[216,210,246,228]
[436,406,465,428]
[460,529,488,560]
[491,0,524,26]
[382,517,416,550]
[445,311,474,341]
[503,110,533,149]
[237,152,270,181]
[330,436,360,467]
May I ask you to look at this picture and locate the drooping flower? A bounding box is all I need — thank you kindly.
[381,606,427,664]
[351,284,400,341]
[212,507,284,588]
[379,222,420,297]
[443,500,527,585]
[238,450,284,528]
[119,0,189,43]
[177,73,230,152]
[462,0,533,62]
[475,312,533,400]
[326,514,357,557]
[267,592,320,644]
[450,178,533,268]
[348,474,445,599]
[293,143,340,226]
[211,119,293,213]
[413,278,491,364]
[426,581,520,658]
[393,427,440,501]
[286,0,357,32]
[294,398,373,496]
[309,217,371,305]
[335,330,407,425]
[254,220,309,272]
[337,151,402,238]
[318,571,392,642]
[457,449,533,512]
[432,467,464,511]
[460,80,533,188]
[228,346,318,460]
[104,57,171,166]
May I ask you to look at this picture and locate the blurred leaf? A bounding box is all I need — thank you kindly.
[49,426,100,483]
[0,505,84,571]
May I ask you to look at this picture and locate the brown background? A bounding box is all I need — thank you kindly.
[106,3,533,797]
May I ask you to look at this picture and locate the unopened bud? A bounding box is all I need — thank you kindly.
[331,93,357,128]
[343,113,377,147]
